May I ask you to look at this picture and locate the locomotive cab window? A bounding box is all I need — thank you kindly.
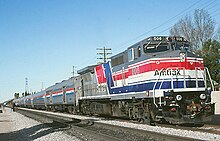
[174,42,190,51]
[143,43,169,53]
[128,48,134,62]
[134,46,141,59]
[111,55,124,67]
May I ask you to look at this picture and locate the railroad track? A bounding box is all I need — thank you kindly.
[17,108,122,141]
[16,108,199,141]
[159,123,220,135]
[102,114,220,136]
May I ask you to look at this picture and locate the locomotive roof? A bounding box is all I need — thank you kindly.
[77,64,98,75]
[111,36,188,59]
[33,90,46,97]
[46,77,73,91]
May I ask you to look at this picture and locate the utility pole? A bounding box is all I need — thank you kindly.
[25,77,29,96]
[72,66,76,77]
[97,47,112,63]
[41,82,44,91]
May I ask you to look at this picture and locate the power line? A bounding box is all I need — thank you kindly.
[202,0,217,10]
[210,8,220,16]
[41,82,44,91]
[157,1,220,35]
[72,1,219,69]
[113,0,204,54]
[204,2,220,12]
[213,12,220,17]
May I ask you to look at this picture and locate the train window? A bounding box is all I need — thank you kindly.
[137,46,141,57]
[134,46,141,59]
[111,55,124,67]
[143,43,169,53]
[128,48,134,62]
[175,42,190,50]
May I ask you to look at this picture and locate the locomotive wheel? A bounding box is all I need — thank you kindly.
[144,116,155,126]
[67,106,73,114]
[137,117,155,126]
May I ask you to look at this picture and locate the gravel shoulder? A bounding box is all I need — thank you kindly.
[96,120,220,141]
[0,107,81,141]
[13,107,220,141]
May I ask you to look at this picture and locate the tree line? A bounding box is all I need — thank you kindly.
[170,9,220,86]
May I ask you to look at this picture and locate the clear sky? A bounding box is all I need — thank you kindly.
[0,0,220,102]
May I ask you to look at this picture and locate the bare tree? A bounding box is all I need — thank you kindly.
[170,9,215,52]
[214,26,220,41]
[194,9,215,48]
[170,15,195,50]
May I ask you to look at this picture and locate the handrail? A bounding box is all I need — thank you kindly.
[152,67,186,108]
[183,67,186,88]
[195,67,198,88]
[158,77,165,107]
[153,68,164,108]
[195,67,205,88]
[204,68,207,88]
[152,66,214,109]
[205,67,215,91]
[195,67,214,91]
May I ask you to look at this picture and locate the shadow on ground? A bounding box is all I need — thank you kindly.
[0,121,69,141]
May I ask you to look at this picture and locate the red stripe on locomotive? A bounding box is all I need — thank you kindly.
[95,64,106,84]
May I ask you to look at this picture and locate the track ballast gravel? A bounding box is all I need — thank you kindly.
[0,108,80,141]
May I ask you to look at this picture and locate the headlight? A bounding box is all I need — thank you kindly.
[200,94,206,100]
[176,94,182,101]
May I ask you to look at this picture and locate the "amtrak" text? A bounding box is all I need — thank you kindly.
[154,69,181,76]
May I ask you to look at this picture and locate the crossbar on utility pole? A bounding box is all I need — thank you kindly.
[96,47,112,63]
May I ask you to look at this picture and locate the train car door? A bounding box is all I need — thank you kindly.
[63,86,66,104]
[49,90,53,104]
[44,91,47,109]
[81,78,84,97]
[31,94,34,108]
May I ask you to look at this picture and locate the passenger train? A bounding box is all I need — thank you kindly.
[13,36,215,125]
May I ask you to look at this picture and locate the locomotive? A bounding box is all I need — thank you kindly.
[14,36,215,125]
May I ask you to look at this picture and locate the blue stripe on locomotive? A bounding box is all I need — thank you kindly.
[110,80,205,94]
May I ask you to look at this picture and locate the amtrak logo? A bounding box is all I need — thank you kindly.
[154,69,181,76]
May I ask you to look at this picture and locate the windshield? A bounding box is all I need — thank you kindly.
[143,36,190,53]
[173,42,190,50]
[143,43,169,53]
